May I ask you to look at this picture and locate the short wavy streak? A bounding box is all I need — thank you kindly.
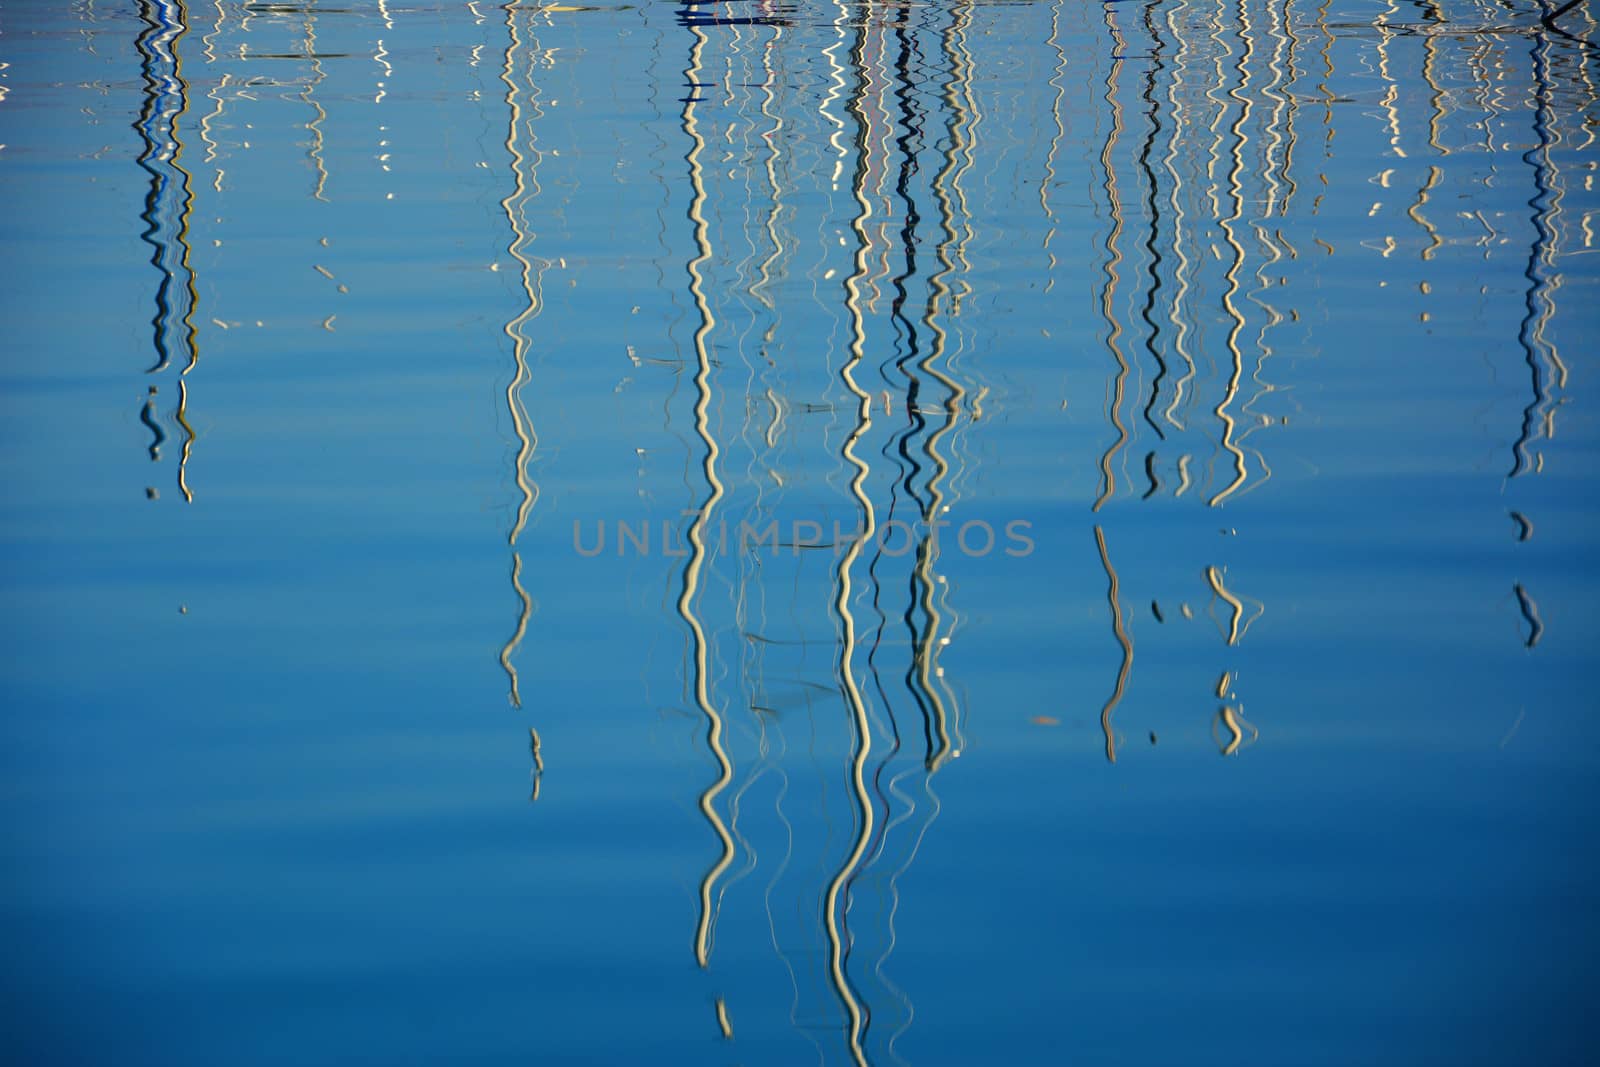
[1093,4,1131,512]
[1514,583,1544,648]
[1094,526,1133,764]
[1205,564,1262,647]
[175,381,195,503]
[1405,164,1444,266]
[676,21,736,970]
[1214,703,1258,755]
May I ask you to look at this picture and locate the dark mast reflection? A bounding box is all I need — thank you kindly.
[1509,17,1568,480]
[134,0,199,499]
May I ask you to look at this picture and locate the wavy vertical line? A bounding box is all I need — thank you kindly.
[1377,1,1406,159]
[676,21,735,971]
[1162,0,1198,433]
[938,0,983,528]
[497,6,547,708]
[1209,0,1254,509]
[135,0,197,377]
[907,0,977,772]
[1258,0,1289,220]
[1509,23,1566,479]
[821,25,878,1061]
[1041,0,1068,288]
[301,2,329,202]
[1277,0,1302,212]
[134,0,200,502]
[1136,0,1169,441]
[1094,4,1130,513]
[1419,3,1450,160]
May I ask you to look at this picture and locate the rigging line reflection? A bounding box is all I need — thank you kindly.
[677,20,735,971]
[1094,3,1130,513]
[1094,526,1132,764]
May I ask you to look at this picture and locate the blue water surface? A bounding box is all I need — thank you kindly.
[2,1,1598,1064]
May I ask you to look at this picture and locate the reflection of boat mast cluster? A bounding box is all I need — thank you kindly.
[113,0,1596,1061]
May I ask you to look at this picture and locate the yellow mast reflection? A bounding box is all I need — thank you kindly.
[677,22,735,970]
[821,20,879,1063]
[497,5,550,711]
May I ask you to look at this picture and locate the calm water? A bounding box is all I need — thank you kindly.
[3,1,1598,1063]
